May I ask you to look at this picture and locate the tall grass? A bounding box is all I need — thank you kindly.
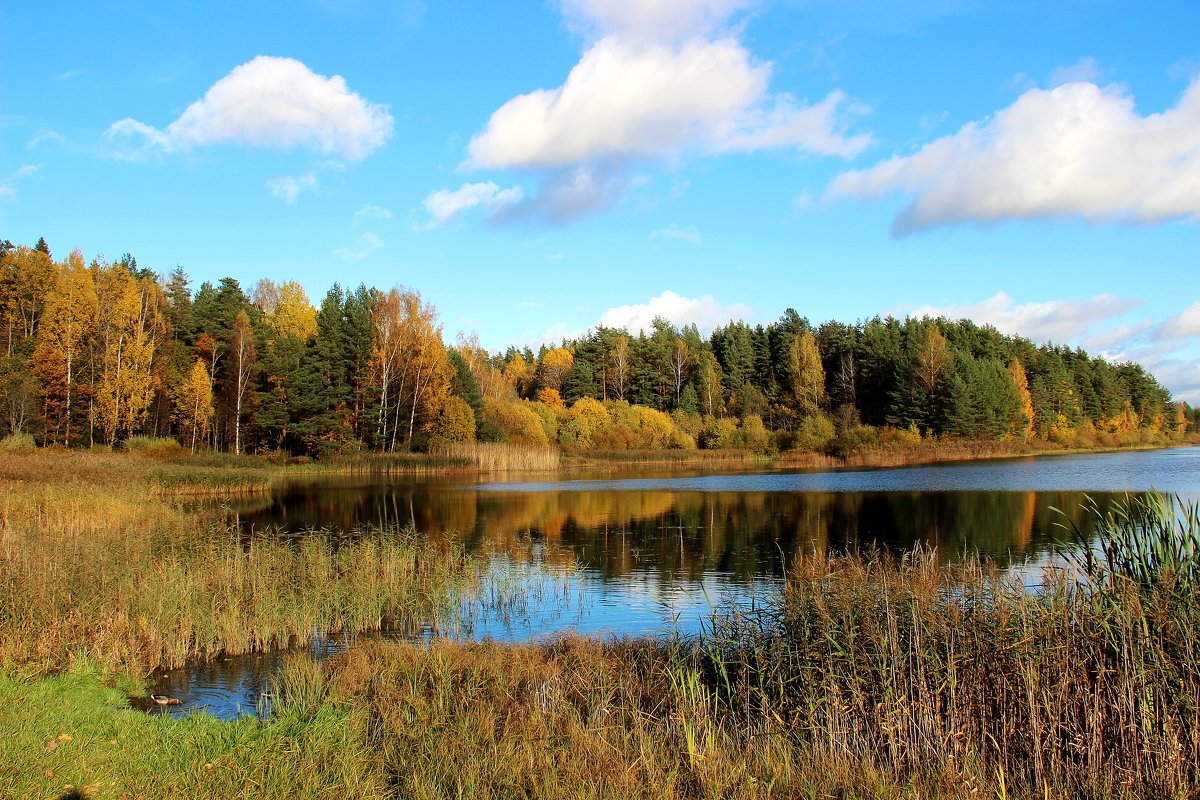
[439,441,561,472]
[1060,492,1200,593]
[267,545,1200,799]
[0,476,473,676]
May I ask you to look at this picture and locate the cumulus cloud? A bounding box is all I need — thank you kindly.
[907,291,1142,344]
[829,77,1200,234]
[1156,300,1200,340]
[450,2,867,224]
[468,36,867,171]
[333,231,383,262]
[422,181,524,227]
[598,290,752,336]
[266,173,318,204]
[105,56,392,162]
[650,224,701,244]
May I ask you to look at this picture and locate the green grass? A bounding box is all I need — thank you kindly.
[0,661,386,800]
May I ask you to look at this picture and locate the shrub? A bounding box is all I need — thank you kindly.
[430,396,476,446]
[0,432,36,453]
[791,413,835,453]
[740,414,775,453]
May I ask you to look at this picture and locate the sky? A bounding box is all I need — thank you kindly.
[2,0,1198,401]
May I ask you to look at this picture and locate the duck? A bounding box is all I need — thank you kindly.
[148,694,182,706]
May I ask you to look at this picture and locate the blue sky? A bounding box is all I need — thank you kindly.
[2,0,1198,400]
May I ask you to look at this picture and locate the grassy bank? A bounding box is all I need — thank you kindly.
[0,663,387,799]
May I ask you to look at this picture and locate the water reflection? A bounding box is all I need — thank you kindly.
[239,482,1117,575]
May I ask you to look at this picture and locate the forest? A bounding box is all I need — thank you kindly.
[1,236,1194,457]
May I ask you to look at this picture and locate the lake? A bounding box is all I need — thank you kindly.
[147,446,1200,719]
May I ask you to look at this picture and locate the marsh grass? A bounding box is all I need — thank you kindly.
[262,547,1200,799]
[0,472,473,676]
[1059,492,1200,593]
[439,442,562,472]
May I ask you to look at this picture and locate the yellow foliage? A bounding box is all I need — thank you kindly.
[537,348,574,391]
[483,397,548,446]
[536,387,565,410]
[1008,359,1034,441]
[431,396,475,445]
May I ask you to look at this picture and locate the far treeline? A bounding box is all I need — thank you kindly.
[1,237,1195,457]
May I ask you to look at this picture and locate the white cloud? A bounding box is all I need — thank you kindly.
[0,187,14,203]
[14,164,42,178]
[561,0,753,42]
[467,36,867,171]
[266,173,318,204]
[105,118,172,160]
[422,181,524,227]
[907,291,1141,344]
[57,68,85,81]
[448,1,868,225]
[598,290,752,336]
[105,56,392,162]
[353,204,393,224]
[333,231,383,261]
[830,77,1200,234]
[27,130,65,150]
[1156,300,1200,340]
[650,224,701,244]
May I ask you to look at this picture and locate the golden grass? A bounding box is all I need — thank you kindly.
[0,458,473,677]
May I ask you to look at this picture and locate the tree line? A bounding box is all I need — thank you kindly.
[0,237,1193,456]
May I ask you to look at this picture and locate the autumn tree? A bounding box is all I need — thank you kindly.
[503,352,534,399]
[93,264,164,443]
[668,338,694,407]
[175,360,213,452]
[1008,358,1035,440]
[537,347,574,392]
[788,330,826,418]
[696,350,723,417]
[397,291,451,447]
[32,250,97,444]
[915,323,950,396]
[1,244,54,355]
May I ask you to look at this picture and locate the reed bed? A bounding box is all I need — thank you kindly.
[439,442,562,472]
[0,477,473,676]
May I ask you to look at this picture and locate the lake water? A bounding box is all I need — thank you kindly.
[147,446,1200,719]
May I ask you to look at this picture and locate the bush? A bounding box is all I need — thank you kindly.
[698,417,739,449]
[0,432,36,453]
[791,414,835,453]
[430,396,476,446]
[740,414,775,454]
